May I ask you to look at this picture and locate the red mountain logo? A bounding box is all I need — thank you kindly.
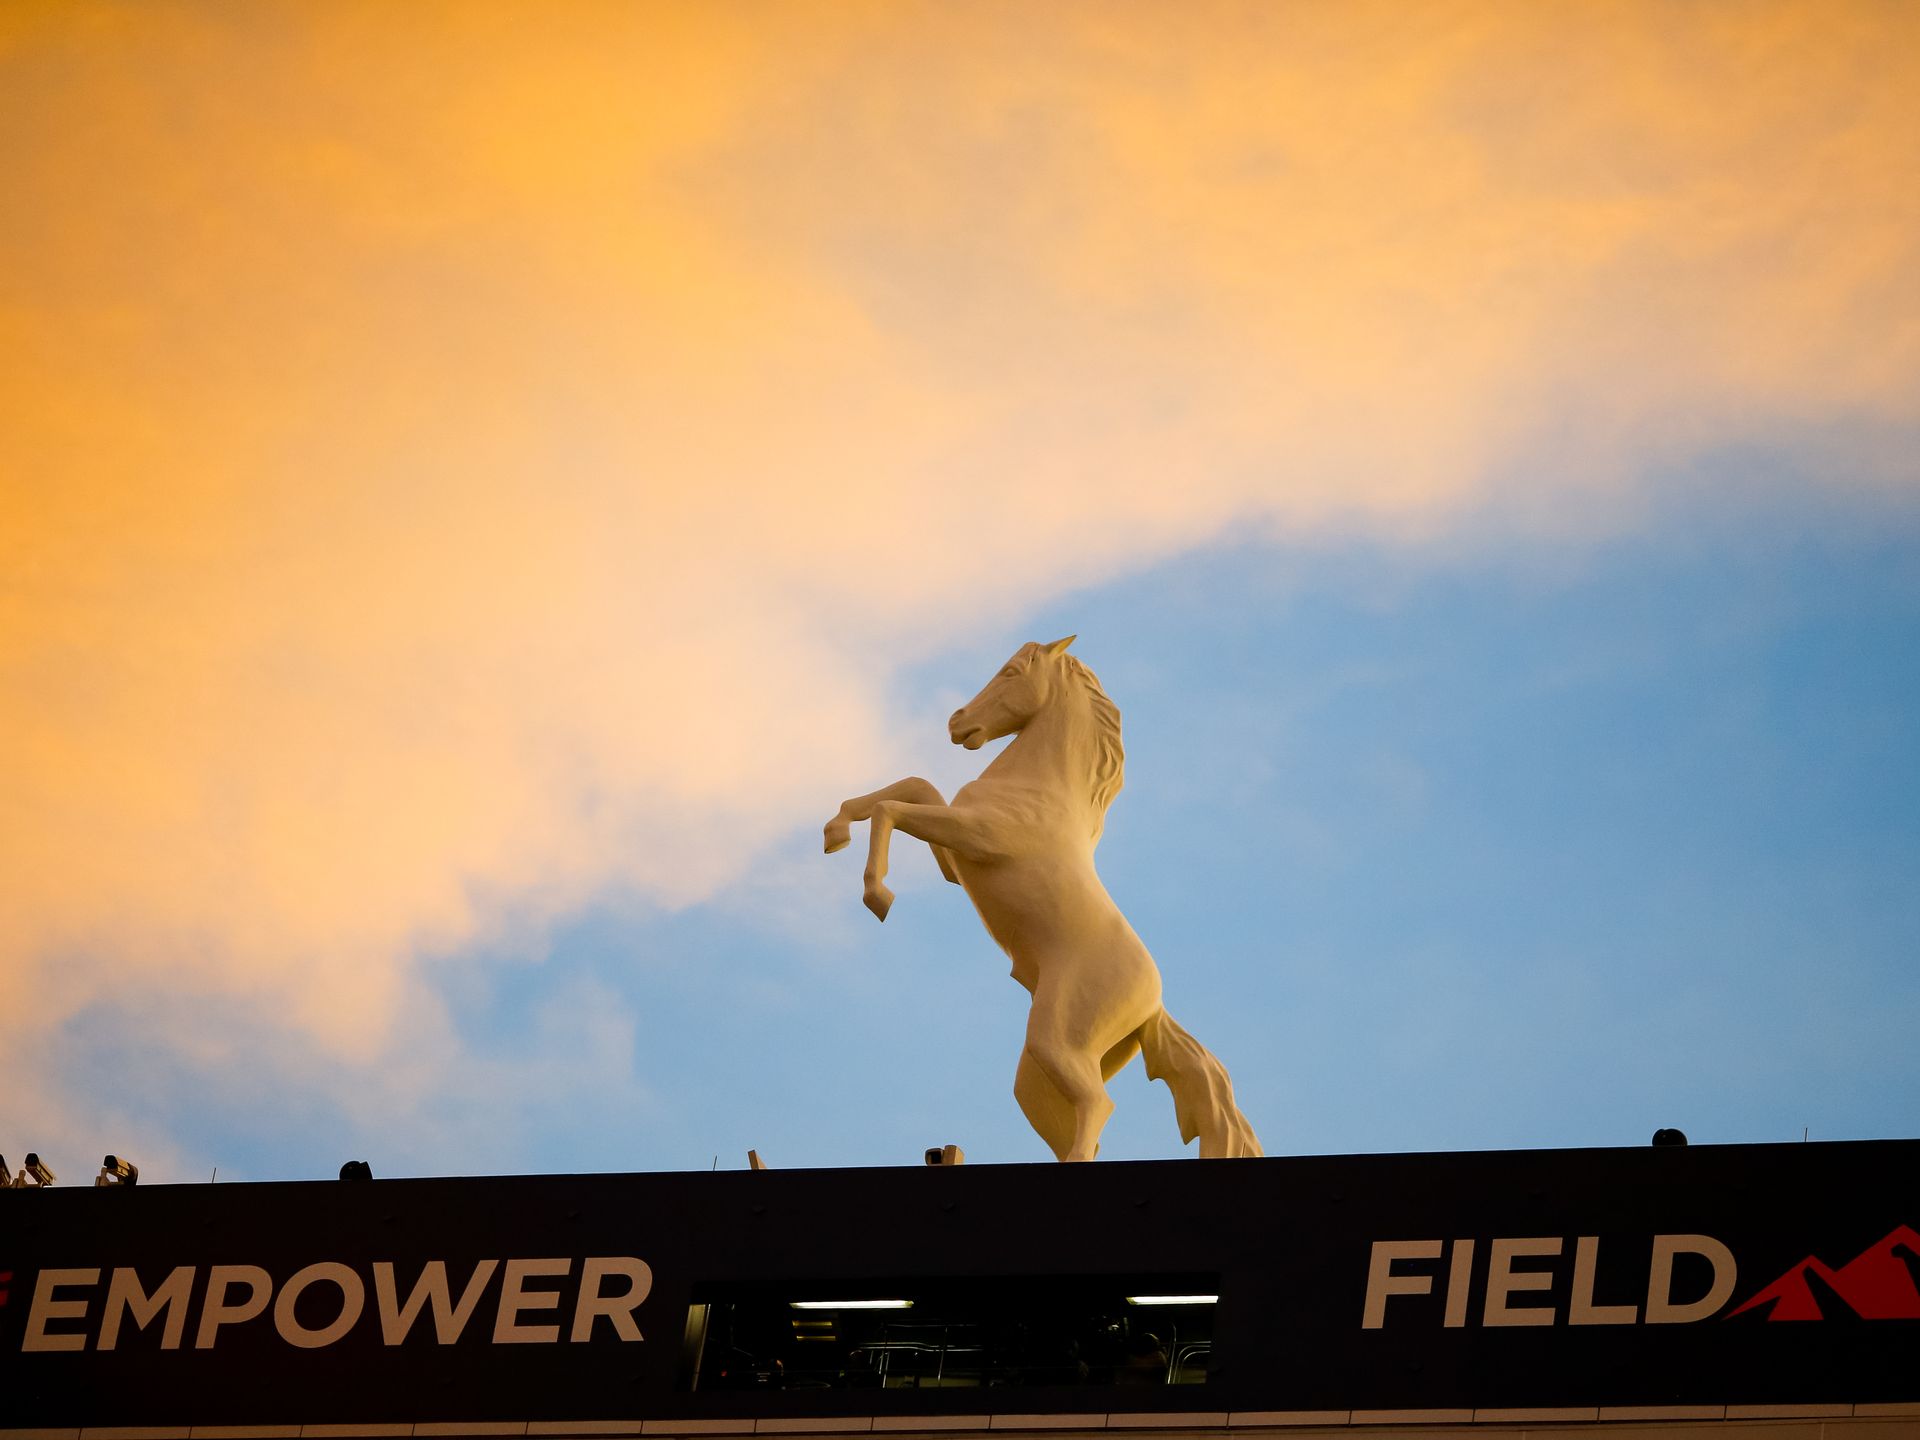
[1728,1225,1920,1320]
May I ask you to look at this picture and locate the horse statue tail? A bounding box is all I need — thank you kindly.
[1138,1007,1264,1159]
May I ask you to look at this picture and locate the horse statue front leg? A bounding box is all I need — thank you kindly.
[827,790,1001,922]
[864,800,1008,920]
[825,778,963,921]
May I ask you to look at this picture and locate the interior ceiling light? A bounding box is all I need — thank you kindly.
[1125,1294,1219,1306]
[789,1299,913,1310]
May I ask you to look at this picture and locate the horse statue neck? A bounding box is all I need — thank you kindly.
[986,678,1112,833]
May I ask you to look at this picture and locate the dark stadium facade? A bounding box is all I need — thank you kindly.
[2,1140,1915,1438]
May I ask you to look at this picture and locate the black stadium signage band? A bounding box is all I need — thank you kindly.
[1,1140,1913,1430]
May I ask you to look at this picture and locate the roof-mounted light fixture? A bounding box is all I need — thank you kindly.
[9,1153,56,1188]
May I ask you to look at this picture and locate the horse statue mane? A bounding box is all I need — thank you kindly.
[825,636,1263,1162]
[1059,653,1124,834]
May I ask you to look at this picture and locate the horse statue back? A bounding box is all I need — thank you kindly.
[825,636,1262,1162]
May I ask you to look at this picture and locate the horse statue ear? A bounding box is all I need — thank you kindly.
[1043,634,1077,657]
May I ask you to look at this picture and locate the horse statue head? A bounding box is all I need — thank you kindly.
[948,634,1080,751]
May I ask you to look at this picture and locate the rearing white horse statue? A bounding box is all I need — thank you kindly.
[825,636,1263,1162]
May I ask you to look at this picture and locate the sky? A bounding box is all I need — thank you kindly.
[2,0,1916,1184]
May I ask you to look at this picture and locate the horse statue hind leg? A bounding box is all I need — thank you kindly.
[1013,1010,1160,1162]
[1021,960,1263,1162]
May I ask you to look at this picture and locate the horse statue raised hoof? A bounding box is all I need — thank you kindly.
[825,636,1264,1162]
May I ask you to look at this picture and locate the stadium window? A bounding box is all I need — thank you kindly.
[678,1277,1219,1392]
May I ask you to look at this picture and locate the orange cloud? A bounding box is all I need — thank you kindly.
[1,0,1915,1155]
